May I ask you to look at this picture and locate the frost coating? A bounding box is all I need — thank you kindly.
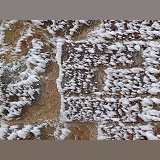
[60,20,160,140]
[0,21,53,120]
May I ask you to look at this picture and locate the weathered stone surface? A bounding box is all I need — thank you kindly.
[66,122,97,140]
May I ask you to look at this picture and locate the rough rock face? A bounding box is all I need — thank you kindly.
[0,20,159,140]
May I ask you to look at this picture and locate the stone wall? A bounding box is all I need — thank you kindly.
[0,20,159,140]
